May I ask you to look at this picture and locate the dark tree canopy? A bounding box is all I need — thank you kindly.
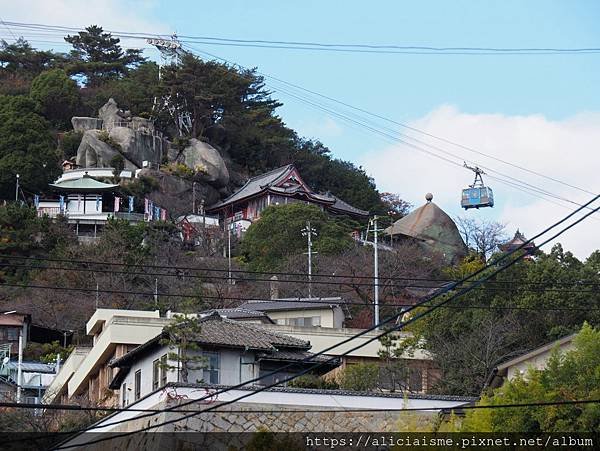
[0,95,60,199]
[30,68,81,128]
[64,25,145,87]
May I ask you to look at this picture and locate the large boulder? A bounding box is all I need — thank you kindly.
[75,130,137,170]
[108,126,165,168]
[170,138,229,187]
[98,98,131,130]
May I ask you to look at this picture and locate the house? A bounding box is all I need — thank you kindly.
[43,309,167,406]
[236,297,348,328]
[107,312,339,407]
[204,305,439,393]
[384,193,467,263]
[175,214,221,248]
[0,360,57,403]
[207,164,369,232]
[487,334,576,389]
[0,311,30,355]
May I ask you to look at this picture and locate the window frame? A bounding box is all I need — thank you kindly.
[152,359,160,391]
[160,354,168,386]
[202,351,220,384]
[134,369,141,401]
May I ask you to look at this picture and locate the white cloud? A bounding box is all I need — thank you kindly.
[296,116,343,140]
[361,105,600,259]
[1,0,169,52]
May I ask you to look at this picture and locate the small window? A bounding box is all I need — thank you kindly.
[152,359,160,391]
[134,370,141,401]
[203,352,220,384]
[160,354,168,386]
[409,368,423,392]
[121,382,128,406]
[7,328,19,341]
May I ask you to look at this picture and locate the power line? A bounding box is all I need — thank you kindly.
[3,260,600,291]
[4,20,600,55]
[48,195,600,444]
[185,45,599,217]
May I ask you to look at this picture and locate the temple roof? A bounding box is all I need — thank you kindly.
[50,173,118,193]
[499,229,536,253]
[207,164,369,217]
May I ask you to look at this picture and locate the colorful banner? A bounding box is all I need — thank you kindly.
[59,195,65,213]
[144,198,149,215]
[114,196,120,213]
[160,208,167,221]
[128,196,134,213]
[154,206,160,220]
[95,195,100,211]
[33,194,39,208]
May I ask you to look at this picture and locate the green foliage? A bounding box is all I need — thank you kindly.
[240,203,353,271]
[110,154,125,181]
[159,314,206,383]
[0,38,66,94]
[30,68,81,129]
[409,245,600,396]
[338,363,380,391]
[0,95,60,199]
[161,162,195,179]
[288,374,340,390]
[59,131,83,160]
[64,25,145,87]
[24,340,74,364]
[460,323,600,432]
[121,175,160,198]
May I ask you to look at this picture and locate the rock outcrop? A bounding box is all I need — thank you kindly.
[108,126,164,169]
[71,117,103,133]
[170,138,229,187]
[75,130,137,170]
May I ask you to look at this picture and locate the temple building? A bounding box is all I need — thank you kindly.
[499,229,537,257]
[36,172,147,242]
[206,164,369,232]
[384,193,467,264]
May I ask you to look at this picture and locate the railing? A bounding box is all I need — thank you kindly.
[102,120,165,140]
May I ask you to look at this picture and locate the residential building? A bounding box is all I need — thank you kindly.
[207,164,369,232]
[0,311,30,354]
[384,193,467,263]
[487,334,576,389]
[236,297,347,328]
[108,312,338,407]
[43,309,167,406]
[0,360,57,403]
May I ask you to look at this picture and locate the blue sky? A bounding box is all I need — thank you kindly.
[3,0,600,256]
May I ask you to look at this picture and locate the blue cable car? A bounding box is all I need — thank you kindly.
[461,164,494,209]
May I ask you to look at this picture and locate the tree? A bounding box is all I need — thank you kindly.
[338,363,380,391]
[0,95,60,199]
[240,203,353,272]
[160,314,206,383]
[65,25,145,87]
[459,323,600,432]
[30,68,81,129]
[455,216,508,261]
[380,192,412,221]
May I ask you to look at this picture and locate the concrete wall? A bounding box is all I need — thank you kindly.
[267,308,339,328]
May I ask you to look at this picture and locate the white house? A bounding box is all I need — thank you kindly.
[108,312,338,407]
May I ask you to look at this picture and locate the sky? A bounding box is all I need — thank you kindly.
[1,0,599,258]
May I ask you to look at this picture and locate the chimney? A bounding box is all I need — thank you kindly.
[270,275,279,300]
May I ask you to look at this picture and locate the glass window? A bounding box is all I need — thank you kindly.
[134,370,141,401]
[409,368,423,392]
[152,359,160,391]
[160,354,168,386]
[203,352,220,384]
[121,382,127,406]
[7,328,19,341]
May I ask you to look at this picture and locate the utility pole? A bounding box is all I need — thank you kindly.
[373,215,380,328]
[301,221,317,298]
[15,174,19,202]
[192,181,196,214]
[16,329,23,403]
[227,223,232,284]
[154,278,158,308]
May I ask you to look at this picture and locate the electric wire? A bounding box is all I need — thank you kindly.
[44,195,600,445]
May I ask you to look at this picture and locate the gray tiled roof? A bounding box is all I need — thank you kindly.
[201,308,273,321]
[238,297,344,312]
[257,349,336,365]
[111,313,310,368]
